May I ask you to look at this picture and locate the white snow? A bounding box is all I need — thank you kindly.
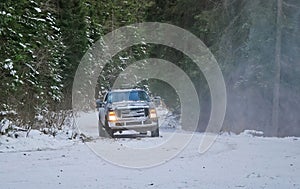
[119,56,130,61]
[0,118,11,133]
[19,42,27,49]
[4,58,12,62]
[3,61,13,70]
[0,110,17,116]
[34,7,42,13]
[50,86,59,90]
[10,70,17,76]
[35,114,44,121]
[51,25,60,32]
[0,109,299,189]
[0,130,76,153]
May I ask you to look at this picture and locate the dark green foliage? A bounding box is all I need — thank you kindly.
[0,0,299,136]
[0,0,65,126]
[56,0,89,108]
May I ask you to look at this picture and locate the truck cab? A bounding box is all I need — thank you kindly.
[97,89,159,138]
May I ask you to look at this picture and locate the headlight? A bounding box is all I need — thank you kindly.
[108,111,117,122]
[149,108,157,118]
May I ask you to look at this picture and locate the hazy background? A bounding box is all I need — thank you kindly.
[1,0,299,136]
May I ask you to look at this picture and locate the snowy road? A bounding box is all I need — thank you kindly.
[1,111,300,189]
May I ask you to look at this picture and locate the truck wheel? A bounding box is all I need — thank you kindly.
[98,120,108,137]
[107,128,114,138]
[104,120,114,138]
[151,126,159,137]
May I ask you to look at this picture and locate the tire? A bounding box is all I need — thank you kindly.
[104,120,114,138]
[107,127,114,138]
[98,120,108,137]
[151,126,159,137]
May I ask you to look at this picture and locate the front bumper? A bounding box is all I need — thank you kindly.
[108,118,158,132]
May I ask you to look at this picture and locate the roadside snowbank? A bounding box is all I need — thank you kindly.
[0,130,77,153]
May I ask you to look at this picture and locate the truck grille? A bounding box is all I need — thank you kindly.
[119,108,148,118]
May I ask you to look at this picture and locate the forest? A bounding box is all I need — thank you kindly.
[1,0,299,136]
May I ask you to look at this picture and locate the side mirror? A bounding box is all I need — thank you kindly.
[153,96,161,106]
[96,99,104,108]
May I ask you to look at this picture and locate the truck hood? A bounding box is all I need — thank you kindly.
[110,101,150,110]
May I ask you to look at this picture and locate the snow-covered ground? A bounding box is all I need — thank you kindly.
[0,130,76,153]
[1,109,300,189]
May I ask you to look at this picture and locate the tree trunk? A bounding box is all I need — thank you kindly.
[272,0,283,136]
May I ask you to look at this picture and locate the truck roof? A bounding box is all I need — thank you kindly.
[109,88,144,93]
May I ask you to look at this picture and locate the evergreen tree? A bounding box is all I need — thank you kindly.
[57,0,89,108]
[0,0,65,126]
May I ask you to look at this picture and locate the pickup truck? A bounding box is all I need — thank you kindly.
[96,89,159,138]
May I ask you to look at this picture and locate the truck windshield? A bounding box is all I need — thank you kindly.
[107,91,150,103]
